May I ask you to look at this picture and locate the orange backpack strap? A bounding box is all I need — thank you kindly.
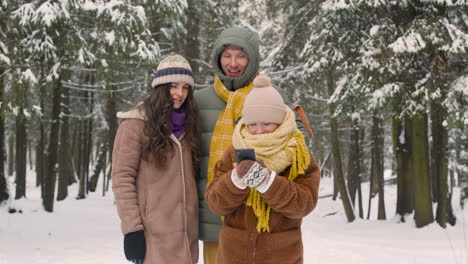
[292,103,313,139]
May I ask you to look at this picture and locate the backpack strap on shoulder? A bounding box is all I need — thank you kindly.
[292,103,313,139]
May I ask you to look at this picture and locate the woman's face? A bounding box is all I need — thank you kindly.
[247,122,279,135]
[170,82,190,109]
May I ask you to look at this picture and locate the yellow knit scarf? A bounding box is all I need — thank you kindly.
[232,108,310,232]
[207,75,255,183]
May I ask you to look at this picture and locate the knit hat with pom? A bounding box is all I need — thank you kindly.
[152,55,194,88]
[242,74,286,124]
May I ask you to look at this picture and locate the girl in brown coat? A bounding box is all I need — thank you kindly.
[205,74,320,264]
[112,55,201,264]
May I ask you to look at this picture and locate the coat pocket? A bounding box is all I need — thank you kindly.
[258,229,303,264]
[219,226,251,263]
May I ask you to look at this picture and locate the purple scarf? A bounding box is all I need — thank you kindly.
[170,109,187,138]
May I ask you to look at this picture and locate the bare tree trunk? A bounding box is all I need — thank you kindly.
[432,98,452,227]
[320,151,331,178]
[15,115,27,199]
[347,119,360,206]
[77,120,87,199]
[367,161,374,220]
[395,117,414,219]
[8,134,14,177]
[28,142,33,170]
[0,73,8,203]
[357,179,363,218]
[85,91,94,195]
[105,165,112,192]
[105,87,118,195]
[69,121,78,185]
[373,113,386,220]
[447,171,457,225]
[411,114,434,227]
[332,172,338,201]
[89,143,106,192]
[430,105,440,204]
[77,87,94,199]
[458,128,468,208]
[326,69,355,222]
[35,143,43,189]
[36,83,46,189]
[43,78,62,212]
[57,84,73,201]
[357,126,365,218]
[102,151,108,196]
[368,113,383,220]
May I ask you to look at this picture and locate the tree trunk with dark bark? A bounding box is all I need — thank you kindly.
[36,82,46,190]
[71,121,80,185]
[77,120,88,199]
[89,143,106,192]
[105,87,118,196]
[0,72,8,203]
[395,117,415,219]
[432,98,452,227]
[15,115,27,199]
[57,83,73,201]
[411,115,434,227]
[347,119,360,206]
[326,69,355,222]
[373,114,386,220]
[8,134,14,177]
[43,78,62,212]
[85,93,94,195]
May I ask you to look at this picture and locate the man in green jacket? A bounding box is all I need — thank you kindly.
[194,27,308,264]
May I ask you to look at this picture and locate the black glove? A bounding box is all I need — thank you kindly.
[124,230,146,263]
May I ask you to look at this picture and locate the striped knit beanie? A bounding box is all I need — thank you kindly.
[151,55,195,88]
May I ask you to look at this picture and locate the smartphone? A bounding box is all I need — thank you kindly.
[235,148,256,163]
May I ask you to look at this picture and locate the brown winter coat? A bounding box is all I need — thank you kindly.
[205,145,320,264]
[112,109,199,264]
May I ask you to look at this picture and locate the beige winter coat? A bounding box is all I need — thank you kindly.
[112,109,199,264]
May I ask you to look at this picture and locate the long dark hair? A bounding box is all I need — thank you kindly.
[139,83,201,168]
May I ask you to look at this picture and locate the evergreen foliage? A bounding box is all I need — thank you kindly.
[0,0,466,227]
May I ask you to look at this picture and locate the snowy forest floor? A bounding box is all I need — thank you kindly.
[1,169,467,264]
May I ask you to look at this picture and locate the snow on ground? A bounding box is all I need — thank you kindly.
[1,171,467,264]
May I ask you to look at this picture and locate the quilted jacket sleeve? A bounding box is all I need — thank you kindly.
[260,152,320,219]
[205,145,250,216]
[111,119,145,235]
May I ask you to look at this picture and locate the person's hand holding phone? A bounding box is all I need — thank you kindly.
[232,149,255,189]
[232,149,271,189]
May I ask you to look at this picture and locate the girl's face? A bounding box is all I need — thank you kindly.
[247,122,279,135]
[170,82,190,109]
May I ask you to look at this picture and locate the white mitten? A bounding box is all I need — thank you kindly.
[240,161,270,188]
[231,169,248,189]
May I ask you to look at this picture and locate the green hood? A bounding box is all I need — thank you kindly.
[211,27,260,91]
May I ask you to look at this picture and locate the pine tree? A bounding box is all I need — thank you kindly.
[0,0,10,203]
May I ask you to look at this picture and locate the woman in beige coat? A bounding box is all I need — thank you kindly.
[112,55,200,264]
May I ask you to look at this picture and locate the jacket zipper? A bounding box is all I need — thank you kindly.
[252,234,259,263]
[253,247,256,263]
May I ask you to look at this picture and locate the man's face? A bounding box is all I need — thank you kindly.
[220,46,249,78]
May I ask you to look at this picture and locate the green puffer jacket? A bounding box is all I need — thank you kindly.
[194,27,308,242]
